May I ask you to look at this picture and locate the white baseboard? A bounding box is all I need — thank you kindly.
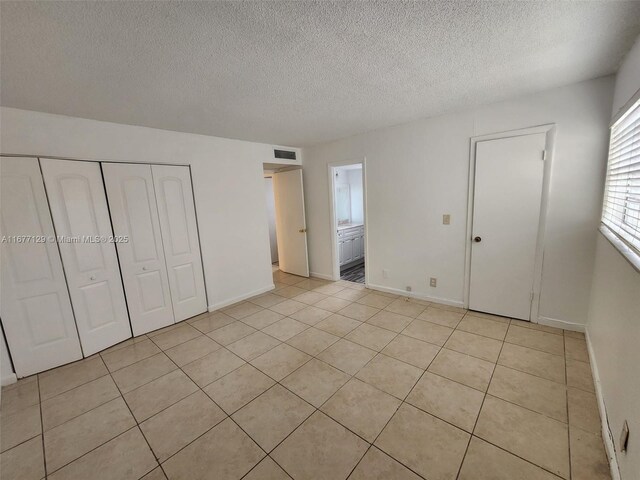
[310,271,335,281]
[537,315,586,332]
[366,283,464,308]
[208,284,275,312]
[1,373,17,387]
[585,328,621,480]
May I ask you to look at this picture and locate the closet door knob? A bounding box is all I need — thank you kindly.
[473,236,482,243]
[142,266,148,271]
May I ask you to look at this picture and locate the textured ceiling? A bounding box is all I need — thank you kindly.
[2,1,640,147]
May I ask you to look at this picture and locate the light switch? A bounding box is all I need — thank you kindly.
[443,214,450,225]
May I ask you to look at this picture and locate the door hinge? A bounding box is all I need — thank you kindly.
[542,150,547,161]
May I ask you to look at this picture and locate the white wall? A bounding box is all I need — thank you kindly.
[303,76,614,326]
[264,177,279,263]
[0,108,275,311]
[347,168,364,224]
[1,328,15,386]
[587,36,640,480]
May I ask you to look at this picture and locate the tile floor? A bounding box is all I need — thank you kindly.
[0,270,611,480]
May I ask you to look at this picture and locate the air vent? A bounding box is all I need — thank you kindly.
[274,149,296,160]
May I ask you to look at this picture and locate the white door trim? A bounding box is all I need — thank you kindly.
[327,158,368,284]
[463,124,556,323]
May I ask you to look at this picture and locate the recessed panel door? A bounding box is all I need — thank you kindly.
[0,157,83,376]
[102,163,175,335]
[40,158,131,356]
[469,133,546,320]
[151,165,207,321]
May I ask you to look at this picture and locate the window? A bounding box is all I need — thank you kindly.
[602,97,640,256]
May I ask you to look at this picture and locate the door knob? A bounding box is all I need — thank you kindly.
[142,266,148,271]
[299,228,307,233]
[473,236,482,243]
[90,276,96,281]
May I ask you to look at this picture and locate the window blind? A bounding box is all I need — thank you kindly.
[602,97,640,255]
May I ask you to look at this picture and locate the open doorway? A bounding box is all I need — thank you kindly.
[329,162,365,284]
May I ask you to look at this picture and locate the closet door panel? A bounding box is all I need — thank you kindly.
[152,165,207,321]
[40,159,131,355]
[0,157,83,376]
[102,163,174,335]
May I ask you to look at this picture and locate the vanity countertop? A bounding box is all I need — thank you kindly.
[337,223,364,231]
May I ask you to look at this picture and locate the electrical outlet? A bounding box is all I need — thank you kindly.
[406,286,412,292]
[430,277,437,287]
[382,269,389,279]
[442,214,450,225]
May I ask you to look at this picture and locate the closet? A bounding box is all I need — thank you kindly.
[1,156,207,377]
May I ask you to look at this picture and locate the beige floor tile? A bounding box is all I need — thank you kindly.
[112,353,177,393]
[181,348,245,387]
[0,435,45,480]
[188,312,235,333]
[564,330,586,340]
[384,298,427,318]
[244,456,290,480]
[227,331,281,361]
[204,363,275,414]
[569,427,611,480]
[224,301,265,319]
[286,327,340,356]
[275,286,308,298]
[568,387,601,434]
[313,283,346,295]
[272,411,368,480]
[294,278,328,290]
[233,385,314,452]
[313,296,352,313]
[0,377,39,417]
[489,365,567,422]
[367,310,414,332]
[241,309,285,329]
[101,335,148,355]
[458,437,562,480]
[250,343,311,381]
[262,317,309,341]
[565,336,589,363]
[349,447,421,480]
[39,356,108,401]
[1,403,42,453]
[48,427,157,480]
[281,359,350,408]
[42,375,120,431]
[498,343,566,384]
[428,348,495,391]
[407,372,484,432]
[381,334,439,369]
[334,288,368,301]
[467,310,510,323]
[292,290,328,305]
[315,314,362,336]
[567,358,595,392]
[269,299,307,316]
[162,418,264,480]
[207,321,256,345]
[44,397,135,473]
[124,369,198,422]
[151,324,202,351]
[345,323,397,351]
[375,403,469,480]
[321,378,400,442]
[289,305,333,325]
[402,319,453,346]
[444,330,502,362]
[248,293,287,308]
[355,354,422,399]
[142,467,168,480]
[510,318,563,334]
[339,303,380,321]
[101,339,161,372]
[164,335,221,367]
[430,303,468,314]
[356,293,395,309]
[505,325,565,356]
[418,307,464,328]
[457,315,509,340]
[141,391,226,462]
[317,339,377,375]
[474,396,570,479]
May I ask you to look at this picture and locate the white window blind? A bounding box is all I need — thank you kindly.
[602,97,640,255]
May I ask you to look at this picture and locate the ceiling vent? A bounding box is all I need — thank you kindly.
[273,149,297,161]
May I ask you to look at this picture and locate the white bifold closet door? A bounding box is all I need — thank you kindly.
[0,157,83,376]
[102,163,175,335]
[151,165,207,321]
[40,159,131,355]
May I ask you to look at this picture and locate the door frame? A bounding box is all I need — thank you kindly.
[328,158,368,283]
[463,124,556,323]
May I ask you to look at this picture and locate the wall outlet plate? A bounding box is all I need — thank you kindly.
[620,420,629,453]
[443,214,450,225]
[430,277,437,287]
[382,269,389,279]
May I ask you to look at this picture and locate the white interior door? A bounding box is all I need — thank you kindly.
[0,157,83,376]
[152,165,207,321]
[40,158,131,355]
[102,163,175,335]
[469,133,546,320]
[272,169,309,277]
